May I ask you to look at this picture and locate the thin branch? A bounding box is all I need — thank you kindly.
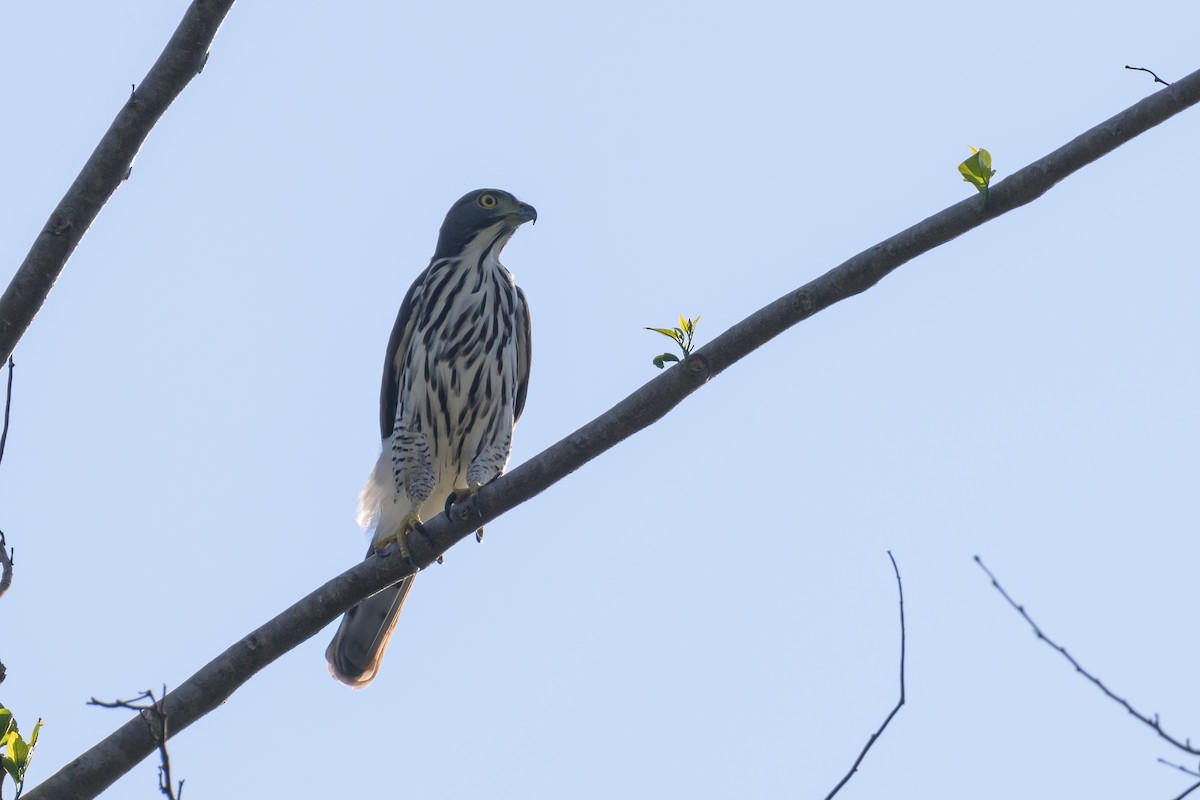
[974,556,1199,755]
[1127,65,1173,86]
[0,0,237,363]
[0,354,12,687]
[1160,759,1200,780]
[1172,781,1200,800]
[89,688,183,800]
[0,356,12,467]
[824,551,906,800]
[0,530,11,601]
[23,67,1200,800]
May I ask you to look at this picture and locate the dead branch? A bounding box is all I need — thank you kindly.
[1127,65,1173,86]
[975,555,1199,758]
[89,688,183,800]
[825,551,906,799]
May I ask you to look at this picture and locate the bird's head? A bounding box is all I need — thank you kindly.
[434,188,537,259]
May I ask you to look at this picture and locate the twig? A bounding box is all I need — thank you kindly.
[24,66,1200,800]
[0,355,12,686]
[89,688,184,800]
[1160,759,1200,780]
[1126,65,1173,86]
[1172,781,1200,800]
[0,531,11,600]
[0,356,12,467]
[824,551,906,799]
[975,556,1199,755]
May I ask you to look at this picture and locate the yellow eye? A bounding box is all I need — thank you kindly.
[478,193,498,209]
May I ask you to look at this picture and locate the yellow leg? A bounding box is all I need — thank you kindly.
[450,480,485,502]
[446,481,487,543]
[373,510,424,560]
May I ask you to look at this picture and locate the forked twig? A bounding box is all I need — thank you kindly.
[825,551,906,799]
[89,688,184,799]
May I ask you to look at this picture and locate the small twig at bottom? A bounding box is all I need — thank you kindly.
[89,687,184,799]
[1126,65,1172,86]
[0,530,12,600]
[1170,781,1200,800]
[824,551,906,800]
[974,555,1200,759]
[0,356,13,468]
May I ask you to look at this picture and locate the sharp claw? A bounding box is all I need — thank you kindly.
[475,527,484,543]
[444,492,458,516]
[372,511,424,569]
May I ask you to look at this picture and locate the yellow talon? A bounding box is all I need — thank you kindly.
[451,480,485,501]
[373,511,424,559]
[446,481,487,543]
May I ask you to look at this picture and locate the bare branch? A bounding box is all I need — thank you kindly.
[0,353,13,686]
[824,551,906,799]
[1160,759,1200,780]
[975,556,1200,756]
[23,67,1200,800]
[89,688,183,800]
[0,356,12,467]
[1127,65,1173,86]
[1172,781,1200,800]
[0,531,11,601]
[0,0,237,363]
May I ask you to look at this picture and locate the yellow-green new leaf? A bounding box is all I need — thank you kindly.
[958,146,996,196]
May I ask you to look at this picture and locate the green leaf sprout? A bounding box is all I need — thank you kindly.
[645,315,701,369]
[1,705,42,799]
[959,146,996,203]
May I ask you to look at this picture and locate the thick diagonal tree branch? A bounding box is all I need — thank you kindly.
[25,67,1200,800]
[0,0,236,363]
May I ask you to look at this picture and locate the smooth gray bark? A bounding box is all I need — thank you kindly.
[25,67,1200,800]
[0,0,237,363]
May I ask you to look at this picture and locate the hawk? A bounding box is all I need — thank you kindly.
[326,189,535,687]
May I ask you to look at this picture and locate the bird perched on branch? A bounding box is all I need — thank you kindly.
[326,189,535,687]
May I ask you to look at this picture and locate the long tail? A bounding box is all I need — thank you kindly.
[326,565,416,688]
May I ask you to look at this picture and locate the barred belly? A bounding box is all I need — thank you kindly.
[384,251,518,524]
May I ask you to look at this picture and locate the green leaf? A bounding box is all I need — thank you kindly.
[652,353,680,369]
[0,708,12,738]
[26,720,40,754]
[9,732,27,768]
[958,146,996,196]
[644,326,677,339]
[2,754,18,784]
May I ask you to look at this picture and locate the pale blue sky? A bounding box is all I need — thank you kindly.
[2,2,1198,798]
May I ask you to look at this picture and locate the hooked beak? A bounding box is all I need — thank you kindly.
[510,201,537,225]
